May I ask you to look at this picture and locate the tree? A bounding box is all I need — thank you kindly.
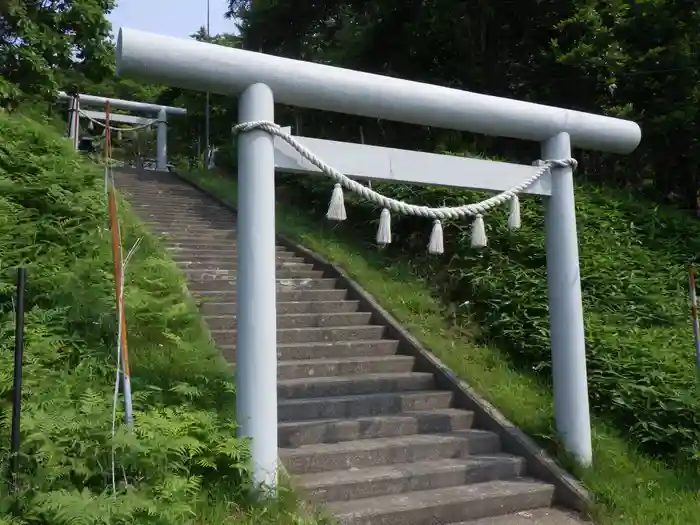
[0,0,116,107]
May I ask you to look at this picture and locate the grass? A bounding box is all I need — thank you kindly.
[0,113,324,524]
[180,167,700,525]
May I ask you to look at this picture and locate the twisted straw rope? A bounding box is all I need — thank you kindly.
[232,121,577,219]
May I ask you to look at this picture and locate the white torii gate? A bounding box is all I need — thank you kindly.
[116,27,641,491]
[57,91,187,170]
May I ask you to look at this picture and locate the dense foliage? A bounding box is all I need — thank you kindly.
[227,0,700,208]
[0,110,315,524]
[0,0,116,106]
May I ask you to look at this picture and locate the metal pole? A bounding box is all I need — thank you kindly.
[156,108,167,170]
[204,0,211,168]
[688,267,700,372]
[236,83,278,492]
[542,132,593,466]
[11,267,26,492]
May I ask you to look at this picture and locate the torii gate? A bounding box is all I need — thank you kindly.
[57,91,187,170]
[115,27,641,490]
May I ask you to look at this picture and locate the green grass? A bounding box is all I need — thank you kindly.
[0,114,324,524]
[181,167,700,525]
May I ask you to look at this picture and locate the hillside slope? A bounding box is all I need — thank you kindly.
[182,167,700,525]
[0,113,317,525]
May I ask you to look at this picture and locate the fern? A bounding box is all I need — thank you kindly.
[0,110,267,523]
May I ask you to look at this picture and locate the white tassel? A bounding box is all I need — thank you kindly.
[376,208,391,246]
[88,120,94,132]
[326,183,347,221]
[428,219,444,254]
[471,214,488,248]
[508,195,521,230]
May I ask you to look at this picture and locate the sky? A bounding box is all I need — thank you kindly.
[107,0,235,40]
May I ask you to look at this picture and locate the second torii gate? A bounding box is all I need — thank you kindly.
[57,91,186,170]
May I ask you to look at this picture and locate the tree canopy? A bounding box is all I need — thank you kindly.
[2,0,700,206]
[0,0,117,106]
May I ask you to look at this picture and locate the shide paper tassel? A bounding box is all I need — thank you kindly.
[376,208,391,246]
[326,183,346,221]
[471,214,487,248]
[428,219,444,254]
[508,195,521,230]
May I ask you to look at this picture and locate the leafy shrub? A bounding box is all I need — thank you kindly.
[0,112,259,523]
[275,158,700,465]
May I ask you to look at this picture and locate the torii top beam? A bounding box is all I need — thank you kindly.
[116,27,640,154]
[57,91,187,116]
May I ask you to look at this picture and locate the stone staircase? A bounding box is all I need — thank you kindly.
[115,167,588,525]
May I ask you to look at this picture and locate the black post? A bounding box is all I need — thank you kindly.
[10,268,26,493]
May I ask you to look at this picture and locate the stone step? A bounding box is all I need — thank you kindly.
[218,339,401,362]
[199,299,360,316]
[185,268,324,280]
[203,312,372,330]
[134,209,230,219]
[277,391,454,422]
[177,260,315,272]
[278,408,474,447]
[278,372,434,399]
[277,355,413,380]
[167,242,289,251]
[280,431,501,475]
[139,215,234,226]
[156,229,236,238]
[172,253,306,265]
[328,479,555,525]
[189,277,339,293]
[146,218,235,228]
[298,455,526,503]
[457,508,588,525]
[193,288,348,302]
[127,198,216,207]
[210,325,386,345]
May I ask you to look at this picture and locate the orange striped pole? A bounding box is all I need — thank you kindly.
[105,102,134,426]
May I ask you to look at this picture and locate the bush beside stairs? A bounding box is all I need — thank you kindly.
[115,167,588,525]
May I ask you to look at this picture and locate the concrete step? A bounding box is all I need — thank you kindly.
[199,300,360,316]
[172,253,306,265]
[221,339,400,362]
[157,228,236,238]
[147,219,235,228]
[203,312,372,330]
[167,242,290,252]
[154,221,232,228]
[278,408,474,447]
[176,260,315,272]
[298,455,526,503]
[127,198,215,207]
[327,479,555,525]
[185,268,324,280]
[278,372,434,399]
[218,339,400,362]
[211,325,385,346]
[278,391,454,422]
[280,431,501,474]
[138,215,234,225]
[193,288,348,302]
[457,508,588,525]
[189,277,339,293]
[277,355,413,380]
